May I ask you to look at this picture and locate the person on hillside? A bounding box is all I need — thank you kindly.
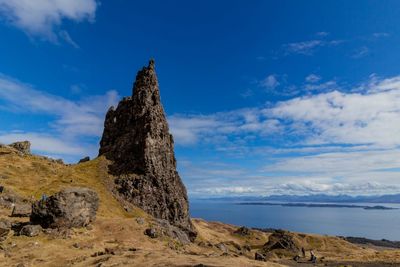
[301,247,305,257]
[310,250,317,263]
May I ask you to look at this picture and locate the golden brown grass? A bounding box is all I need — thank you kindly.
[0,145,399,267]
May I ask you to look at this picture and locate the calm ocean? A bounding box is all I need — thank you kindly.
[190,200,400,240]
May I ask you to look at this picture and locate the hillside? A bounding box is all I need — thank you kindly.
[1,145,400,267]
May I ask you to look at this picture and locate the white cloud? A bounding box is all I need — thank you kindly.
[172,75,400,149]
[169,109,282,146]
[260,74,279,90]
[59,30,80,48]
[352,46,369,58]
[270,77,400,147]
[173,75,400,196]
[0,74,119,159]
[283,39,343,55]
[305,74,321,83]
[316,31,329,37]
[372,32,390,38]
[0,0,98,42]
[0,132,91,156]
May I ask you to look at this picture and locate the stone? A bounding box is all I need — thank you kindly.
[234,226,250,236]
[144,228,158,238]
[136,217,145,225]
[78,156,90,164]
[256,230,300,259]
[19,224,42,237]
[215,243,228,253]
[255,252,266,261]
[11,204,32,217]
[98,59,196,241]
[9,141,31,154]
[242,244,251,251]
[30,187,99,228]
[155,219,191,244]
[263,230,299,252]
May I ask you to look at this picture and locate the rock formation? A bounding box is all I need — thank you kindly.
[99,60,197,241]
[30,188,99,228]
[9,141,31,154]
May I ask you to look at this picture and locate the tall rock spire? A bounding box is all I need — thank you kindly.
[99,60,197,241]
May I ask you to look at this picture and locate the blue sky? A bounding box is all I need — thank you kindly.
[1,1,400,197]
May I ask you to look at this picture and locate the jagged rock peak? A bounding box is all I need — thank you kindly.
[99,60,197,241]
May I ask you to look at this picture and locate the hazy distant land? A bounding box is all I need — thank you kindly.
[237,202,397,210]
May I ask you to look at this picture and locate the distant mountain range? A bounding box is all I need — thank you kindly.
[203,193,400,203]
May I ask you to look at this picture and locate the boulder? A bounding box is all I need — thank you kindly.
[98,60,196,241]
[19,224,42,237]
[144,228,158,238]
[30,188,99,228]
[9,141,31,154]
[215,243,228,253]
[255,252,266,261]
[155,219,191,244]
[78,156,90,164]
[256,230,300,259]
[11,204,32,217]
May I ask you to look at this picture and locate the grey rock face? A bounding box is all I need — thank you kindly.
[19,224,42,237]
[11,204,32,217]
[9,141,31,154]
[99,60,197,241]
[30,188,99,228]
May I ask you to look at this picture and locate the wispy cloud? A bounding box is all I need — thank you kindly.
[0,74,119,159]
[283,39,343,55]
[0,0,98,44]
[372,32,390,38]
[59,30,80,48]
[305,74,321,83]
[260,74,280,90]
[316,31,329,37]
[352,46,369,58]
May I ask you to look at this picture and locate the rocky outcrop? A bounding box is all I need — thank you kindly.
[11,204,32,217]
[9,141,31,154]
[256,230,300,260]
[30,188,99,228]
[19,224,42,237]
[78,156,90,164]
[99,60,196,241]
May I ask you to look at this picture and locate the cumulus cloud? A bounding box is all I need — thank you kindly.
[271,77,400,147]
[0,74,119,159]
[0,0,98,43]
[173,75,400,196]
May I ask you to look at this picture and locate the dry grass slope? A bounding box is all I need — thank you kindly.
[0,145,399,267]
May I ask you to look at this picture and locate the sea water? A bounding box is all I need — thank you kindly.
[190,200,400,240]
